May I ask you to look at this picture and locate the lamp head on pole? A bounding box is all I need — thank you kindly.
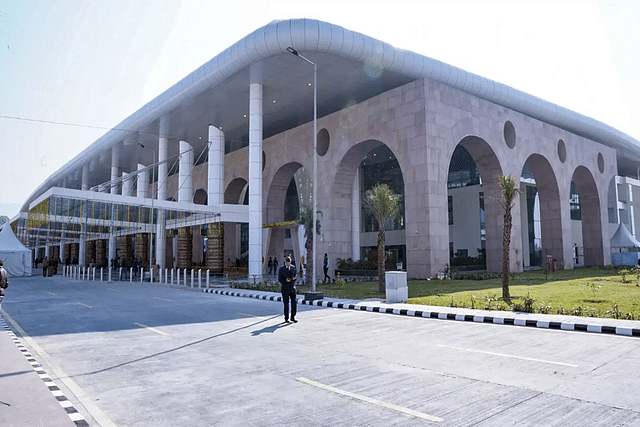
[286,47,298,56]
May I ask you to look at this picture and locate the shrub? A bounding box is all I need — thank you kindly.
[454,271,500,281]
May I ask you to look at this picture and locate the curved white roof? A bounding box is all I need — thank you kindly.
[22,18,640,211]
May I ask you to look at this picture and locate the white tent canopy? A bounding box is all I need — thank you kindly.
[610,222,640,248]
[0,224,32,277]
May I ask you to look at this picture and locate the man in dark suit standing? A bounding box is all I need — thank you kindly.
[278,256,298,323]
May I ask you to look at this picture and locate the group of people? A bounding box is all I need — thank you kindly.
[35,256,60,277]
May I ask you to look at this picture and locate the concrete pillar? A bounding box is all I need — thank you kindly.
[82,164,89,191]
[248,82,263,277]
[137,164,148,198]
[156,211,166,271]
[122,172,133,197]
[179,140,193,203]
[111,144,120,195]
[351,169,361,260]
[158,136,168,202]
[208,126,224,207]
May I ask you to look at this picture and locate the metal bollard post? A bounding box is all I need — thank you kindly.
[206,269,210,289]
[198,270,202,288]
[141,268,144,283]
[191,269,194,288]
[150,267,154,284]
[171,269,174,285]
[130,267,133,283]
[184,269,187,286]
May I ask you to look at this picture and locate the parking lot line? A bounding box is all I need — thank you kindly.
[296,377,444,423]
[153,297,175,303]
[437,344,579,368]
[77,302,93,309]
[134,322,169,336]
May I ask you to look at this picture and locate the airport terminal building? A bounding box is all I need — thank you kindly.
[11,19,640,279]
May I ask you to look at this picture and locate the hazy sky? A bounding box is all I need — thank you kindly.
[1,0,639,219]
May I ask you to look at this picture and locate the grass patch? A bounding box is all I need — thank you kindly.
[230,267,640,320]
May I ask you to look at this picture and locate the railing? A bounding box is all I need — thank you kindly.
[62,265,220,289]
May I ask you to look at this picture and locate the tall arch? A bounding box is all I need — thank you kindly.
[225,178,248,204]
[448,136,505,272]
[328,139,405,270]
[572,166,604,265]
[521,154,564,267]
[265,162,303,224]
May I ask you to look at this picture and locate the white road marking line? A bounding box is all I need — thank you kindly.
[77,302,93,309]
[238,312,259,317]
[1,311,118,427]
[134,322,169,336]
[296,377,443,423]
[153,297,175,303]
[437,344,579,368]
[108,288,121,292]
[47,292,57,296]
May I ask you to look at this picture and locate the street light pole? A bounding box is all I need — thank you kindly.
[287,47,318,293]
[139,144,155,276]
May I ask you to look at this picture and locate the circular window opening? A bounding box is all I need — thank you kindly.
[262,150,266,171]
[317,128,330,156]
[504,121,516,149]
[557,139,567,163]
[597,153,604,173]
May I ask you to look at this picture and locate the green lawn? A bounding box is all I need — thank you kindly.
[241,267,640,320]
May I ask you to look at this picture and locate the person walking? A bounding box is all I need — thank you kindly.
[42,257,49,277]
[323,253,331,283]
[0,260,8,308]
[278,256,298,323]
[268,257,273,275]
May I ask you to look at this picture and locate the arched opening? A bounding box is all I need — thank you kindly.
[447,136,503,272]
[572,166,603,265]
[264,162,307,270]
[223,178,249,269]
[519,155,563,268]
[193,188,207,205]
[330,140,405,272]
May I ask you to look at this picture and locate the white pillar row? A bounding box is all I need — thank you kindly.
[178,140,193,202]
[351,168,361,261]
[137,164,148,199]
[111,143,120,195]
[208,125,224,207]
[122,172,133,196]
[82,164,89,190]
[248,82,263,277]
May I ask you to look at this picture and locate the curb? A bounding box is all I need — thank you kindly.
[0,315,90,427]
[203,288,640,338]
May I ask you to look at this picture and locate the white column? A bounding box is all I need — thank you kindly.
[248,82,263,277]
[351,169,361,260]
[156,134,168,271]
[82,164,89,190]
[179,140,193,202]
[111,144,120,194]
[79,224,86,266]
[122,172,133,196]
[208,125,224,207]
[137,164,148,198]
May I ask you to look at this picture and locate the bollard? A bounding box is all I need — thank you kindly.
[119,267,122,281]
[184,269,187,286]
[141,268,144,283]
[198,270,202,288]
[150,267,154,284]
[108,268,111,282]
[191,269,194,288]
[165,268,168,284]
[206,269,210,289]
[130,267,133,283]
[171,269,174,285]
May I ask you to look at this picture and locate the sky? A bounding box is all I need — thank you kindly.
[0,0,639,220]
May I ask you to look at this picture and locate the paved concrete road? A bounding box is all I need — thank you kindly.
[3,276,640,426]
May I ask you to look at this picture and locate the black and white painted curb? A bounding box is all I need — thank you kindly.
[203,288,640,338]
[0,315,89,427]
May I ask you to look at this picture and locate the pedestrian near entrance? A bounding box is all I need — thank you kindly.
[278,256,297,323]
[42,257,49,277]
[268,257,273,275]
[323,253,330,283]
[0,260,8,308]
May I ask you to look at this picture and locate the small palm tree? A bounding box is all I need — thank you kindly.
[364,183,400,293]
[297,205,320,285]
[498,175,522,301]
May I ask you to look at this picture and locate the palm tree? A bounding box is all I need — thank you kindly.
[363,183,400,293]
[498,175,521,301]
[297,205,320,285]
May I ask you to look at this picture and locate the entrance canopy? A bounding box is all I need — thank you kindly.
[14,187,248,249]
[610,222,640,249]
